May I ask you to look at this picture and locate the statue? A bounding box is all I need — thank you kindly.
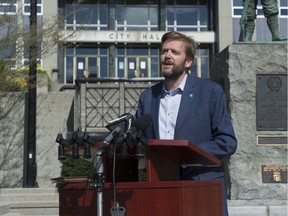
[239,0,287,42]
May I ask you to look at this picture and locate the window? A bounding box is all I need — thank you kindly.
[280,0,288,17]
[65,0,108,30]
[116,46,159,78]
[0,0,17,15]
[116,0,158,31]
[0,43,16,68]
[166,0,208,31]
[116,45,210,79]
[23,41,42,68]
[230,0,288,18]
[65,46,108,83]
[190,48,209,78]
[23,0,43,15]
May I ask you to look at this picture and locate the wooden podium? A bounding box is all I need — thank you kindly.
[57,139,223,216]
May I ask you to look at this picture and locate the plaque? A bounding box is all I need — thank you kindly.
[256,74,287,131]
[262,164,287,183]
[257,135,288,146]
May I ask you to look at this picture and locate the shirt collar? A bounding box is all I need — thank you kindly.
[162,74,187,97]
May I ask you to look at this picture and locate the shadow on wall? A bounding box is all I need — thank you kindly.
[0,92,26,187]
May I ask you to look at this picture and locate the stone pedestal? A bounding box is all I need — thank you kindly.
[210,43,287,203]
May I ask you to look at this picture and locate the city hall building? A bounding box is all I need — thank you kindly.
[1,0,287,84]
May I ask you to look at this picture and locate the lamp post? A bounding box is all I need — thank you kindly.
[23,0,37,187]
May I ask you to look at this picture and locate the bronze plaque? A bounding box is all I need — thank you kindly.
[262,164,287,183]
[256,74,287,131]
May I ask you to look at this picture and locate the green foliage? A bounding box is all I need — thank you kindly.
[0,60,49,92]
[60,153,95,177]
[0,60,26,92]
[17,63,49,76]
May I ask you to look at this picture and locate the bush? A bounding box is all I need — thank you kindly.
[0,60,49,92]
[0,60,27,92]
[60,153,95,178]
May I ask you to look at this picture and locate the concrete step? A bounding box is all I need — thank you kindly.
[0,214,21,216]
[0,188,58,195]
[0,194,58,203]
[228,200,288,216]
[0,188,59,216]
[0,203,10,215]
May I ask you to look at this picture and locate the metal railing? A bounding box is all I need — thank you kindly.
[73,78,163,132]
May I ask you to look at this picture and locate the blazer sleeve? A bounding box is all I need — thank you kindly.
[196,84,237,160]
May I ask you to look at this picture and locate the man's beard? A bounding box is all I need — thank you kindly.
[161,60,186,81]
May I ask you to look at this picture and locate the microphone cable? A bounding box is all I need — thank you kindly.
[79,143,120,216]
[112,143,118,215]
[110,140,127,216]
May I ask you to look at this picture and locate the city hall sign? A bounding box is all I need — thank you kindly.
[64,30,215,44]
[108,31,162,42]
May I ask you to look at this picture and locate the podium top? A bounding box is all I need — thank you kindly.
[148,139,221,167]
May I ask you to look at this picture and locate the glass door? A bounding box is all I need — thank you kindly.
[88,57,97,78]
[127,56,148,78]
[76,57,98,79]
[76,57,86,79]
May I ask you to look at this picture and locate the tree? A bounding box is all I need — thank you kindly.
[0,0,80,91]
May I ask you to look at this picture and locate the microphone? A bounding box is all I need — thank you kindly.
[106,113,134,134]
[123,114,152,138]
[55,133,73,160]
[105,114,151,149]
[102,126,121,147]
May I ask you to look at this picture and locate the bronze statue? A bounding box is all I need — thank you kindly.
[239,0,287,42]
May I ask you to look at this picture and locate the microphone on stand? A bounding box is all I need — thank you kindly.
[124,115,151,158]
[135,130,147,158]
[102,113,152,153]
[103,126,121,146]
[55,133,73,160]
[105,114,134,154]
[123,114,152,139]
[100,126,122,149]
[106,113,134,134]
[71,131,80,159]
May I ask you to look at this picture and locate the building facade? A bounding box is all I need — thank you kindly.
[0,0,287,84]
[57,0,220,83]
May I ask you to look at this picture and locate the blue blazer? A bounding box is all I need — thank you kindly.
[136,74,237,180]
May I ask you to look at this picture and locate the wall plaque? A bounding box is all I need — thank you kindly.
[256,74,287,131]
[262,164,287,183]
[257,135,288,146]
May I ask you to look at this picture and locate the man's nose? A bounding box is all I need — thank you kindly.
[165,50,172,58]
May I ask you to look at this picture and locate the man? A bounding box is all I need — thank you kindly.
[135,31,237,216]
[240,0,286,41]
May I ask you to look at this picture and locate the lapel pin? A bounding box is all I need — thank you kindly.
[189,93,193,98]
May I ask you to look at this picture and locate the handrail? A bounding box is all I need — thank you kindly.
[75,77,164,84]
[59,85,77,92]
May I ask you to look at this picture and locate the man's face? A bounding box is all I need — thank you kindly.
[160,40,192,80]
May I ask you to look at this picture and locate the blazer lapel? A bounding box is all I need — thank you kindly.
[151,82,163,139]
[174,75,196,138]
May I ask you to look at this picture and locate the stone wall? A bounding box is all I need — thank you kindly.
[0,92,74,188]
[0,93,25,187]
[211,43,287,202]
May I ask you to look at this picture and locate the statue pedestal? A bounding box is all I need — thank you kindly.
[210,43,287,203]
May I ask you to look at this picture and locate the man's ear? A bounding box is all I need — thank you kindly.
[185,58,193,68]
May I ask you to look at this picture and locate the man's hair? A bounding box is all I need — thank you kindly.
[161,31,197,60]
